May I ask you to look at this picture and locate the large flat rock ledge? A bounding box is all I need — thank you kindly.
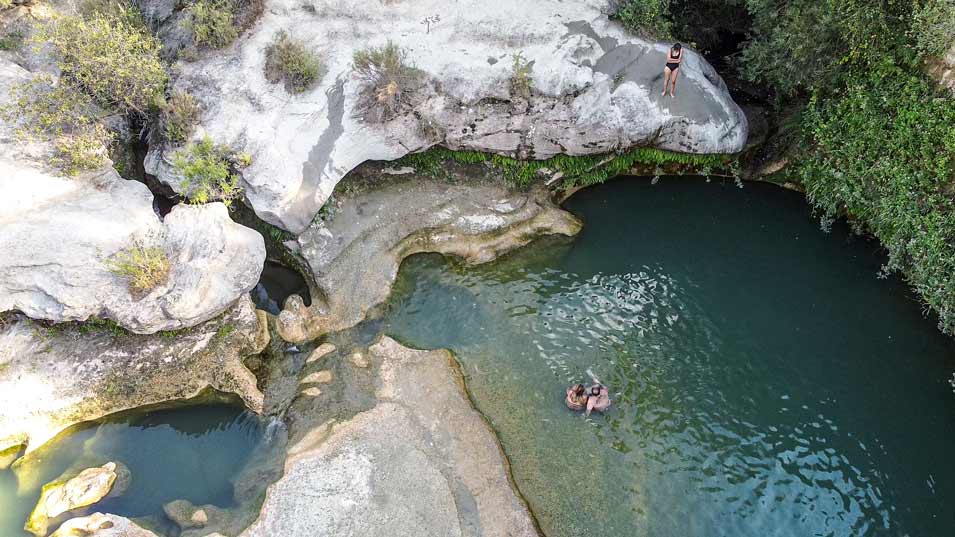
[0,297,269,454]
[241,336,538,537]
[276,176,582,343]
[149,0,748,232]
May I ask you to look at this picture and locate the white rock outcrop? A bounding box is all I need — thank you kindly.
[26,463,120,537]
[149,0,748,232]
[0,60,266,333]
[50,513,159,537]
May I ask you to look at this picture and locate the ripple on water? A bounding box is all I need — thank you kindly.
[382,177,955,537]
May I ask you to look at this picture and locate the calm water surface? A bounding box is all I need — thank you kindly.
[0,404,265,536]
[382,177,955,537]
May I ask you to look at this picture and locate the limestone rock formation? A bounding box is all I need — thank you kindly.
[0,59,266,334]
[0,297,269,455]
[276,174,582,342]
[50,513,159,537]
[240,337,537,537]
[26,463,119,537]
[928,44,955,93]
[147,0,748,232]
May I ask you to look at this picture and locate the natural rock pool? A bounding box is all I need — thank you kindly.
[379,177,955,536]
[0,404,269,536]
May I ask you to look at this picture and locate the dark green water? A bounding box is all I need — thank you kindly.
[381,177,955,537]
[0,404,266,536]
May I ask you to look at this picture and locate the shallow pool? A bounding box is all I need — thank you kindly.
[0,404,267,536]
[381,177,955,537]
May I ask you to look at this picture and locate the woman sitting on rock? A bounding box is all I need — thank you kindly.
[662,42,683,98]
[565,383,588,411]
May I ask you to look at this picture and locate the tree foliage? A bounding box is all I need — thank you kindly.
[172,137,242,206]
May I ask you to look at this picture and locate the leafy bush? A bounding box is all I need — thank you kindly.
[0,30,22,50]
[160,91,200,144]
[185,0,239,49]
[913,0,955,56]
[264,31,321,93]
[172,136,242,206]
[510,52,533,98]
[33,9,166,114]
[53,124,112,175]
[353,41,419,122]
[799,70,955,334]
[106,241,171,297]
[613,0,672,38]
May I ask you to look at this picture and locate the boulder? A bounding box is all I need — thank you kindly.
[927,44,955,93]
[0,296,269,454]
[25,463,119,537]
[276,174,582,342]
[148,0,748,232]
[240,337,537,537]
[0,59,266,334]
[50,513,159,537]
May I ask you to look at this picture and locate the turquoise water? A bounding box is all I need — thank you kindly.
[0,404,266,536]
[381,177,955,537]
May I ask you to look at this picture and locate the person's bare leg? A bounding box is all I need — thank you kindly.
[669,68,679,97]
[662,67,671,96]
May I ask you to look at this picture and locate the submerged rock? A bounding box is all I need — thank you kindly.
[276,176,581,342]
[241,336,537,537]
[50,513,159,537]
[26,463,119,537]
[148,0,748,232]
[0,59,266,334]
[0,297,269,454]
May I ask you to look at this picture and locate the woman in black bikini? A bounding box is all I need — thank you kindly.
[662,43,683,98]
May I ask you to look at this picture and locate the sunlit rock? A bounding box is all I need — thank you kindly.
[26,463,119,537]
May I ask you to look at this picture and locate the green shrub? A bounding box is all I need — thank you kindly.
[510,52,533,98]
[53,124,112,176]
[0,0,12,10]
[799,70,955,334]
[264,31,321,93]
[353,41,419,122]
[172,136,242,206]
[913,0,955,56]
[0,30,22,50]
[613,0,672,38]
[106,241,171,297]
[161,91,200,144]
[185,0,239,49]
[33,9,166,114]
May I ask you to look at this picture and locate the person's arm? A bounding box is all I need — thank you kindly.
[586,396,596,416]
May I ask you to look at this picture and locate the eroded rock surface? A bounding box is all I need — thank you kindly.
[50,513,159,537]
[0,297,269,454]
[928,44,955,93]
[241,336,538,537]
[148,0,747,232]
[0,59,266,333]
[26,463,119,537]
[276,175,581,342]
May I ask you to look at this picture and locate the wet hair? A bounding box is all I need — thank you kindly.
[572,384,585,396]
[673,43,682,51]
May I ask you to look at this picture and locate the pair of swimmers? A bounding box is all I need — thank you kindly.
[565,381,611,416]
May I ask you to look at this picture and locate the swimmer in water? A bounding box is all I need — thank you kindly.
[566,383,588,411]
[585,383,611,416]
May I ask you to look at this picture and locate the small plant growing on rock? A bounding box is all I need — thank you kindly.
[52,124,113,176]
[0,30,22,50]
[160,91,201,144]
[510,51,533,98]
[172,136,243,206]
[264,31,321,94]
[185,0,239,49]
[352,41,419,122]
[106,241,171,297]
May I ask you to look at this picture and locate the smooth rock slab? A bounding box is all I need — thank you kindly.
[50,513,159,537]
[241,337,537,537]
[149,0,748,232]
[276,176,581,342]
[0,297,269,454]
[0,58,266,334]
[26,463,119,537]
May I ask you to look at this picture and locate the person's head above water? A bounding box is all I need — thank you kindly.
[572,384,585,396]
[591,385,602,396]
